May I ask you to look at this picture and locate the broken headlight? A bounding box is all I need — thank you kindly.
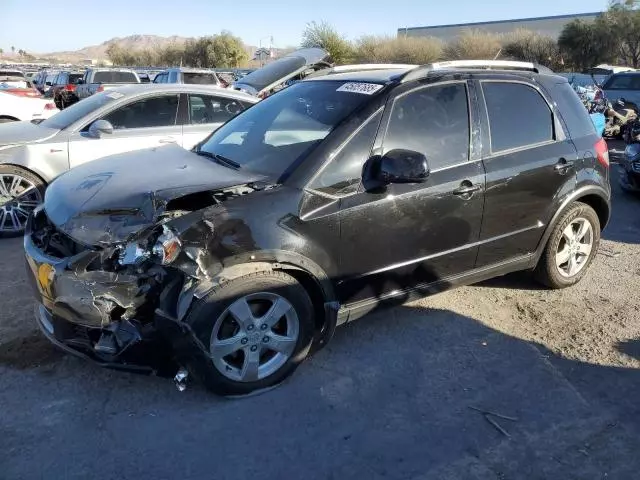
[119,225,182,267]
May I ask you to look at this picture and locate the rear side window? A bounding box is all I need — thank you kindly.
[552,82,595,138]
[188,94,245,124]
[483,82,553,152]
[603,74,640,90]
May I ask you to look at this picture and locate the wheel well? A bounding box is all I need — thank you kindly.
[0,116,20,122]
[279,267,328,338]
[576,194,610,230]
[0,163,48,187]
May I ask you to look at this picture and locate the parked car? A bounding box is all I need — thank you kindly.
[153,68,223,87]
[50,71,85,109]
[75,68,141,100]
[0,69,28,89]
[23,60,611,396]
[0,89,57,123]
[601,71,640,109]
[0,84,257,234]
[232,47,332,98]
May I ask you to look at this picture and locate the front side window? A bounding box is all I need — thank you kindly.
[102,94,179,130]
[383,83,470,171]
[309,111,381,196]
[483,82,554,152]
[188,94,245,125]
[197,80,375,180]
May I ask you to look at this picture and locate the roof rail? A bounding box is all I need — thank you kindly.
[307,63,418,79]
[401,60,553,83]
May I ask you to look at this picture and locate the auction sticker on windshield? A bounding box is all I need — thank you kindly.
[336,82,383,95]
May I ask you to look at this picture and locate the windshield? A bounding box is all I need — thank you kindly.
[40,92,117,130]
[198,80,378,180]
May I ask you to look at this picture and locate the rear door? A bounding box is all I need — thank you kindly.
[182,93,250,150]
[68,93,181,167]
[475,80,578,267]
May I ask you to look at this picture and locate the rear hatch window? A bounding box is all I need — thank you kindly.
[183,72,219,85]
[93,71,138,83]
[553,82,596,138]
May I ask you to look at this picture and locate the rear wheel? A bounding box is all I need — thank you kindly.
[0,165,46,237]
[185,271,315,396]
[534,202,600,289]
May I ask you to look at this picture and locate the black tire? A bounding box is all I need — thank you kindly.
[184,270,315,396]
[0,165,47,238]
[534,202,600,289]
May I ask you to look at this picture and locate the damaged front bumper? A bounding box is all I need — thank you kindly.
[24,215,199,376]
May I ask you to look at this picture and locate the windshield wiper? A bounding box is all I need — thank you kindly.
[194,149,241,170]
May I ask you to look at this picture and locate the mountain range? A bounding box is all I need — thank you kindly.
[34,35,291,62]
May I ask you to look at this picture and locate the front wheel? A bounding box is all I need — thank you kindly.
[185,271,315,396]
[534,202,600,289]
[0,165,46,237]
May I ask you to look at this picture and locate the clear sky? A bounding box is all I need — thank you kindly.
[1,0,608,53]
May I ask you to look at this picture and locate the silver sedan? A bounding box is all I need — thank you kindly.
[0,84,258,234]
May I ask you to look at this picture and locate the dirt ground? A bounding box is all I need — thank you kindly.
[1,144,639,479]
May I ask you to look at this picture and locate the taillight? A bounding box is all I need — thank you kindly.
[96,85,104,93]
[65,84,76,91]
[44,103,57,110]
[3,88,42,98]
[595,137,609,168]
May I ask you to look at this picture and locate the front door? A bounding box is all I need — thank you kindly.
[335,81,485,306]
[474,80,579,267]
[68,93,182,168]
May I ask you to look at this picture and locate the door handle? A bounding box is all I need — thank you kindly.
[554,158,575,172]
[159,137,177,144]
[452,182,482,197]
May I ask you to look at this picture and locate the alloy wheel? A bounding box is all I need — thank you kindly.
[555,217,594,278]
[0,174,42,233]
[210,292,299,382]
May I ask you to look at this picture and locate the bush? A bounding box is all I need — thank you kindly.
[443,30,502,60]
[355,35,443,64]
[301,21,354,64]
[502,29,561,69]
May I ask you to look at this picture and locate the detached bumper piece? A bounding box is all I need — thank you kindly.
[35,303,176,376]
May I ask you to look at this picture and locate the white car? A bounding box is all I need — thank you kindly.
[0,90,59,123]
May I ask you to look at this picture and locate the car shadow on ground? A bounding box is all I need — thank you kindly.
[3,299,640,479]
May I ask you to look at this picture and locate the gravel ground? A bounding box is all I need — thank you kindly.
[1,144,639,479]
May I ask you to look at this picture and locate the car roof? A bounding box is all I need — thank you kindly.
[108,83,259,102]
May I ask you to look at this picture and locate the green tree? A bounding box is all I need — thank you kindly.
[605,2,640,67]
[558,19,615,70]
[11,46,15,55]
[183,32,248,68]
[0,48,3,56]
[301,21,353,64]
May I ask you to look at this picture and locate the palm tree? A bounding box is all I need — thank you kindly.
[0,48,3,56]
[11,46,15,55]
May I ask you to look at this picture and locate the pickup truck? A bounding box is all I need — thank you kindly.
[75,68,141,100]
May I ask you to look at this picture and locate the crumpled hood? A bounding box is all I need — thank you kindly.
[44,145,268,246]
[0,121,59,147]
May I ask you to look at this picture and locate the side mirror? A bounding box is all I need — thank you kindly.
[366,149,430,186]
[88,119,114,138]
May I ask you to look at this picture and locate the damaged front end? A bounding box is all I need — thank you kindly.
[24,180,262,378]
